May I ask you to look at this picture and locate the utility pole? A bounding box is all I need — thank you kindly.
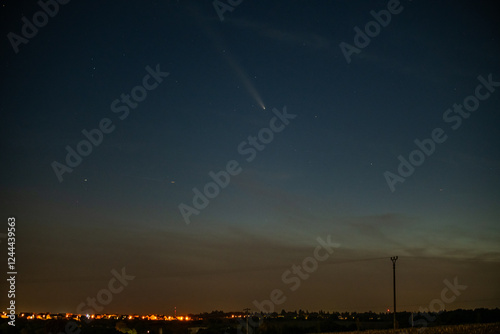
[391,256,398,330]
[244,308,250,334]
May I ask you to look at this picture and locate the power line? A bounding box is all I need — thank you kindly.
[323,256,390,265]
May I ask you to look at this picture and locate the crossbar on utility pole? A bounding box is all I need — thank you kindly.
[391,256,398,330]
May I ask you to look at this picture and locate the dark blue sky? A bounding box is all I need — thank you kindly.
[1,0,499,315]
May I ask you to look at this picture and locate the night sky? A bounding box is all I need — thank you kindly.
[1,0,499,315]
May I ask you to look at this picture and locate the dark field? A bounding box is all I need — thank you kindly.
[336,322,500,334]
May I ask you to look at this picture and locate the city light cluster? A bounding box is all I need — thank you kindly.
[1,312,194,321]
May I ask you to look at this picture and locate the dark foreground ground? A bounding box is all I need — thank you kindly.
[338,322,500,334]
[1,321,500,334]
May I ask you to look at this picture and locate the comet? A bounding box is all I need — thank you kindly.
[186,6,266,110]
[224,52,266,110]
